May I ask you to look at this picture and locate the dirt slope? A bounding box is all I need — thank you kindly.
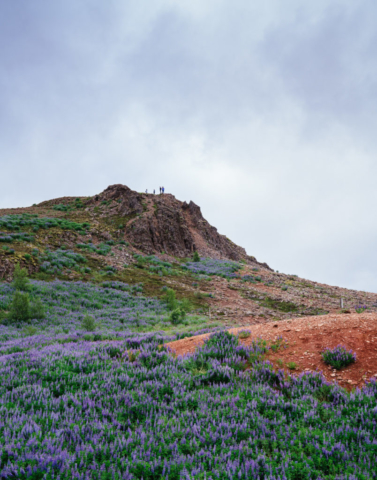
[166,312,377,391]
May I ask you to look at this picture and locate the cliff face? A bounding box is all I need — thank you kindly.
[89,184,270,268]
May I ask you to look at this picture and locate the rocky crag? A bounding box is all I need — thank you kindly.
[41,184,270,267]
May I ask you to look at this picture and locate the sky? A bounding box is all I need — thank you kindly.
[1,0,377,292]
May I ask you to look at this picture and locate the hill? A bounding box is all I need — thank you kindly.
[1,183,377,322]
[1,184,377,478]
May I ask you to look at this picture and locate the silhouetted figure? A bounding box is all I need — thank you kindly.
[153,189,155,194]
[145,189,148,194]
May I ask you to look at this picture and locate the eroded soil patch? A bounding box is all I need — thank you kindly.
[167,312,377,391]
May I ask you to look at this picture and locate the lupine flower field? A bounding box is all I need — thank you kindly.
[0,279,181,341]
[1,321,377,479]
[0,280,377,479]
[183,258,241,278]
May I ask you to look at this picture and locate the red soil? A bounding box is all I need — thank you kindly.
[166,312,377,391]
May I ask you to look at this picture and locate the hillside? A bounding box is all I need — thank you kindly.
[1,184,377,478]
[1,183,377,324]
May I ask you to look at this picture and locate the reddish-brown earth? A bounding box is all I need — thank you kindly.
[167,312,377,391]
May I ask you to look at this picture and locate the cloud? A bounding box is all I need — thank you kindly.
[1,0,377,291]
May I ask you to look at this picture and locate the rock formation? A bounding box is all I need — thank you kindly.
[85,184,271,268]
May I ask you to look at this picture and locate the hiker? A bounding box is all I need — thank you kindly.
[153,189,155,194]
[145,189,148,194]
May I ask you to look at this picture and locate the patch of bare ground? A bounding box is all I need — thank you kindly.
[166,312,377,391]
[202,263,377,323]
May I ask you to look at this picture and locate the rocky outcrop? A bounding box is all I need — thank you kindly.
[88,184,271,268]
[88,184,144,216]
[0,255,39,281]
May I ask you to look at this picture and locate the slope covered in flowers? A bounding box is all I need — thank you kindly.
[1,327,377,479]
[0,279,220,359]
[182,258,242,278]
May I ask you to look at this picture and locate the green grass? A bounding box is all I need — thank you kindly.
[262,296,298,313]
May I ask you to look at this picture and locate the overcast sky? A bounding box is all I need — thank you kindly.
[1,1,377,292]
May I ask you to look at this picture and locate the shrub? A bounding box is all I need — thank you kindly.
[170,308,186,325]
[287,362,297,370]
[9,291,30,321]
[193,251,200,262]
[81,314,97,332]
[321,345,356,370]
[163,289,178,311]
[180,298,193,313]
[29,297,46,319]
[238,330,251,339]
[12,264,30,291]
[355,304,367,313]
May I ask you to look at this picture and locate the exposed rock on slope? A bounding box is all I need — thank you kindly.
[87,184,270,267]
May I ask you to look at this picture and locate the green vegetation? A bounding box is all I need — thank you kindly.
[169,307,186,325]
[193,250,200,262]
[81,314,97,331]
[262,296,298,312]
[9,291,30,321]
[0,213,90,233]
[322,346,356,370]
[238,329,251,339]
[270,335,286,352]
[53,198,85,211]
[7,291,45,323]
[0,232,34,243]
[12,263,30,291]
[38,248,88,275]
[133,254,176,276]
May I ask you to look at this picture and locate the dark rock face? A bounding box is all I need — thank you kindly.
[90,184,271,268]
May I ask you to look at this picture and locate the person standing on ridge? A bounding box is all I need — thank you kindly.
[153,189,155,194]
[145,189,148,194]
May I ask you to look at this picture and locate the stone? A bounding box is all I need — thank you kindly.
[85,184,272,265]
